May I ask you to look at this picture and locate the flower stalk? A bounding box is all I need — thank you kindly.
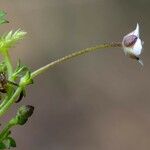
[0,42,122,118]
[2,50,13,79]
[31,42,122,78]
[0,87,22,117]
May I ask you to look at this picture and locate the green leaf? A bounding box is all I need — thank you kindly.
[3,137,16,149]
[0,29,27,52]
[0,62,7,72]
[0,11,9,25]
[20,71,33,87]
[12,60,29,80]
[0,142,6,149]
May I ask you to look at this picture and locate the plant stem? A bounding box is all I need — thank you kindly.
[0,87,22,117]
[0,42,122,118]
[0,50,15,110]
[0,96,9,110]
[0,123,13,141]
[2,50,13,79]
[0,118,17,141]
[31,42,122,78]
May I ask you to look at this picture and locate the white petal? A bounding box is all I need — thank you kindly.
[133,23,139,37]
[123,46,132,55]
[132,38,142,56]
[124,23,140,38]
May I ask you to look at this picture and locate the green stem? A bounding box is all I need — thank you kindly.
[0,124,12,141]
[0,96,9,110]
[31,42,122,78]
[0,118,17,141]
[0,42,122,118]
[2,50,13,79]
[0,87,22,117]
[0,50,15,109]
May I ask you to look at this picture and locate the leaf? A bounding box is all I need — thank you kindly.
[0,11,9,25]
[0,62,7,72]
[12,60,29,79]
[0,29,27,51]
[20,71,34,86]
[3,137,16,149]
[0,142,6,149]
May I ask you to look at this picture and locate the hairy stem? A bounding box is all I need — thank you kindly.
[31,42,122,78]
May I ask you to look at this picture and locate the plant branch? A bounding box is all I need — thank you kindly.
[0,87,22,117]
[0,42,122,118]
[0,122,14,141]
[2,50,13,79]
[31,42,122,78]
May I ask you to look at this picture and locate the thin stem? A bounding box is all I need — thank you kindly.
[0,42,122,118]
[0,96,9,110]
[0,123,13,141]
[31,42,122,78]
[0,50,15,109]
[0,118,17,141]
[0,87,22,117]
[0,83,18,110]
[2,50,13,79]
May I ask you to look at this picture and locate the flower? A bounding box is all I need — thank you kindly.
[122,23,144,66]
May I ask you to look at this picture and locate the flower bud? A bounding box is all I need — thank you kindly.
[16,105,34,125]
[122,23,144,66]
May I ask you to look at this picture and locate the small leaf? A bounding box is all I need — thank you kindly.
[0,29,27,52]
[12,60,29,79]
[3,137,16,149]
[20,71,33,87]
[0,142,6,149]
[7,137,16,148]
[0,62,7,72]
[0,11,9,25]
[15,90,25,103]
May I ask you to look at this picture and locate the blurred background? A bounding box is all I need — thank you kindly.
[1,0,150,150]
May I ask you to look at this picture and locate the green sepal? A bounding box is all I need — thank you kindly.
[12,60,29,80]
[20,71,33,87]
[3,137,16,149]
[0,137,15,149]
[0,11,9,25]
[0,62,7,73]
[16,105,34,125]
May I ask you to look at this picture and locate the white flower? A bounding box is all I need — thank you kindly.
[122,23,144,66]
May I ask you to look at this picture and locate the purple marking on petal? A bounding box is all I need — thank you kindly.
[123,35,138,47]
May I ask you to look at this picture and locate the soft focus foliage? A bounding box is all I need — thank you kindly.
[0,30,26,51]
[0,11,8,25]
